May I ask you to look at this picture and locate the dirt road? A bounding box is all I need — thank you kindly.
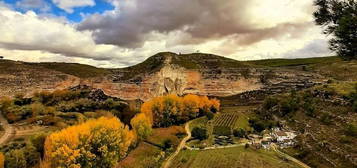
[0,113,14,144]
[162,120,192,168]
[272,144,311,168]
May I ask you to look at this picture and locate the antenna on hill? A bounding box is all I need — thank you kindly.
[196,50,200,53]
[0,56,4,59]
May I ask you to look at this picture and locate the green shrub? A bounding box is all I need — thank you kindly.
[162,139,173,150]
[303,101,316,117]
[233,128,246,138]
[344,123,357,137]
[320,113,333,125]
[263,97,279,110]
[192,127,208,140]
[206,111,214,120]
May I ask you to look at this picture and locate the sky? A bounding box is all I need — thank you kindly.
[0,0,332,68]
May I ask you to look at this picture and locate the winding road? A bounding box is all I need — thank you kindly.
[162,120,192,168]
[271,144,311,168]
[0,112,14,144]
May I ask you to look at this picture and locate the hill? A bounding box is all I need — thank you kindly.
[0,53,337,100]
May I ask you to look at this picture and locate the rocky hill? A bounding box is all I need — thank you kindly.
[0,52,327,100]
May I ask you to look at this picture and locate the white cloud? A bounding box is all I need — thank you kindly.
[0,0,331,68]
[52,0,95,13]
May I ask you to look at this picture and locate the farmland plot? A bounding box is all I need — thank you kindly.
[213,113,239,135]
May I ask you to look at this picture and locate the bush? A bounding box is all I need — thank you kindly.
[206,111,214,120]
[162,139,173,150]
[344,123,357,137]
[303,101,316,117]
[233,128,246,138]
[320,113,333,125]
[263,97,279,110]
[191,127,207,140]
[279,97,299,116]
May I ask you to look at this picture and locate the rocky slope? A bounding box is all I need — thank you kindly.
[0,52,325,100]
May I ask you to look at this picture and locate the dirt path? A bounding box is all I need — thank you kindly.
[162,120,192,168]
[0,113,15,144]
[272,144,311,168]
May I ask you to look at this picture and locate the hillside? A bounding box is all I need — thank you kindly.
[0,52,328,100]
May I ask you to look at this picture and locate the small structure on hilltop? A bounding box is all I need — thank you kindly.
[0,56,4,59]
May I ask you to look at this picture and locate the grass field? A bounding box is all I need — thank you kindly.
[171,146,301,168]
[117,142,163,168]
[146,126,186,147]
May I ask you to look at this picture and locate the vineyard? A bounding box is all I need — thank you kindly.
[213,113,239,128]
[213,113,239,135]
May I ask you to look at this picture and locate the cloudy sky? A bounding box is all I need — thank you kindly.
[0,0,332,68]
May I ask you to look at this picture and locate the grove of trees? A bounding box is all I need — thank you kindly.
[140,94,220,127]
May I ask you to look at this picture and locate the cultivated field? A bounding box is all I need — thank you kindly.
[171,146,301,168]
[213,113,238,128]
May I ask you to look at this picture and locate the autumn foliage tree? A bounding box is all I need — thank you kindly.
[44,117,135,168]
[140,94,220,127]
[130,113,152,141]
[0,153,4,168]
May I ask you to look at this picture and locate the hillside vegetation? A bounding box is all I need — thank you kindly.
[255,82,357,167]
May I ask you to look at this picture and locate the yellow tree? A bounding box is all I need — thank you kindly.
[130,113,152,141]
[44,117,134,168]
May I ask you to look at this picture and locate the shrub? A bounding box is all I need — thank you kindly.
[206,111,214,120]
[130,113,152,141]
[233,128,246,138]
[162,139,173,150]
[320,113,333,125]
[263,97,279,110]
[192,127,207,140]
[344,123,357,137]
[303,101,316,117]
[5,149,27,168]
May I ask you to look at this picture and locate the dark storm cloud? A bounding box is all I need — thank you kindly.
[78,0,311,48]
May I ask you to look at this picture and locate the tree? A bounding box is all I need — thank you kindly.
[191,127,207,140]
[5,149,27,168]
[44,117,135,168]
[233,128,246,138]
[0,153,4,168]
[313,0,357,60]
[140,94,220,127]
[130,113,152,141]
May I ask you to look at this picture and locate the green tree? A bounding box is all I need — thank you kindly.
[5,149,27,168]
[130,113,152,141]
[191,127,207,140]
[313,0,357,59]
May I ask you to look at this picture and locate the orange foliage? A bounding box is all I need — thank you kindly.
[44,117,135,168]
[140,94,220,127]
[0,152,4,168]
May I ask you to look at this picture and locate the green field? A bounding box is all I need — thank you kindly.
[171,146,301,168]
